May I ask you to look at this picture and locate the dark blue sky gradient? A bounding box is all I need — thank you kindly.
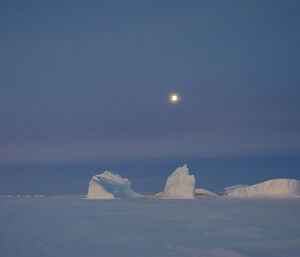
[1,156,300,194]
[0,1,300,193]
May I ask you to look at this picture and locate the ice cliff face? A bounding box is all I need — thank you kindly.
[87,171,143,199]
[161,164,195,199]
[226,179,300,198]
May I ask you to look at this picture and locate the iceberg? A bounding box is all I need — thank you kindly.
[87,171,143,199]
[226,179,300,198]
[195,188,217,197]
[161,164,195,199]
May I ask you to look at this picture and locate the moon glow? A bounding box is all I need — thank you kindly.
[169,93,180,103]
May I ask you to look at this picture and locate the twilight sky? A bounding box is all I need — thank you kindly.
[0,1,300,193]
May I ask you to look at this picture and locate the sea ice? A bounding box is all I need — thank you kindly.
[1,197,300,257]
[226,178,300,198]
[87,171,142,199]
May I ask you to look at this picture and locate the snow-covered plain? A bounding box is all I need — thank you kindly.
[1,197,300,257]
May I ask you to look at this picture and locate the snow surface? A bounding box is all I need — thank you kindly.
[161,164,195,199]
[87,171,142,199]
[195,188,218,197]
[226,179,300,198]
[1,197,300,257]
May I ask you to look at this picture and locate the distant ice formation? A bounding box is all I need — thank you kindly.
[226,179,300,198]
[195,188,217,197]
[161,164,195,199]
[87,171,143,199]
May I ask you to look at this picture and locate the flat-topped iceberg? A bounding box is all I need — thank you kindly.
[87,171,143,199]
[226,179,300,198]
[161,164,195,199]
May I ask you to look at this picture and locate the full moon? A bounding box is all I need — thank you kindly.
[169,93,180,103]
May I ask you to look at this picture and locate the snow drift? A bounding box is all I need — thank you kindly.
[161,164,195,199]
[87,171,142,199]
[195,188,217,197]
[226,179,300,198]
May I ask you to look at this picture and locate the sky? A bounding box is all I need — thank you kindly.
[0,1,300,194]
